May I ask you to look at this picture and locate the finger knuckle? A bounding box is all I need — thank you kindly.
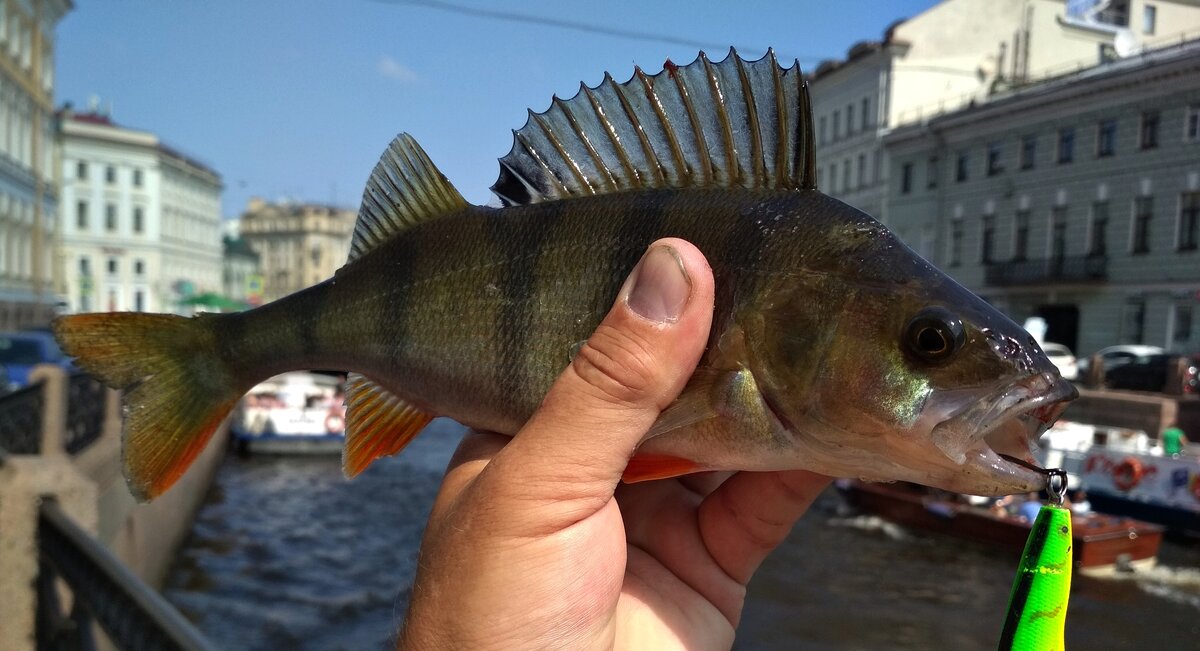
[570,323,660,405]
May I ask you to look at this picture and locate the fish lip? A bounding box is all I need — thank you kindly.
[931,372,1077,493]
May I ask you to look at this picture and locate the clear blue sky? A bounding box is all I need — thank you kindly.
[57,1,938,216]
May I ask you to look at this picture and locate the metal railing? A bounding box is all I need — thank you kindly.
[985,254,1108,286]
[0,382,45,454]
[37,500,217,651]
[0,370,108,456]
[64,374,107,455]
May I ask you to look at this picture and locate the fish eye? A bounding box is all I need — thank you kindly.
[904,307,965,363]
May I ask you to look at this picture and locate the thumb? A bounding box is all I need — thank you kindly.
[480,238,714,528]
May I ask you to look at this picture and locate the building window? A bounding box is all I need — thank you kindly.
[1050,206,1068,265]
[857,154,867,188]
[1140,111,1160,149]
[1174,303,1193,343]
[1020,135,1036,170]
[1097,119,1117,157]
[107,258,118,275]
[1144,4,1157,34]
[981,214,996,264]
[818,116,827,145]
[133,169,143,187]
[846,103,855,136]
[1133,195,1154,254]
[105,204,117,231]
[1057,127,1075,163]
[1090,201,1109,256]
[1014,209,1030,261]
[861,97,870,130]
[1123,299,1146,344]
[987,142,1004,176]
[949,219,963,266]
[900,162,913,194]
[955,151,969,182]
[135,290,145,312]
[841,159,851,191]
[833,110,841,140]
[926,156,938,189]
[76,200,88,229]
[133,207,144,233]
[79,257,90,275]
[1188,105,1200,141]
[76,161,87,180]
[1180,191,1200,251]
[105,165,115,184]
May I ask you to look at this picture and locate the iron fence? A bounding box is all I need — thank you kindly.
[0,382,44,454]
[64,374,107,455]
[37,500,217,651]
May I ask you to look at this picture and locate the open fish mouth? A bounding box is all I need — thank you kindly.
[930,372,1078,492]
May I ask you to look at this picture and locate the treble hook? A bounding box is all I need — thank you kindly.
[999,455,1070,506]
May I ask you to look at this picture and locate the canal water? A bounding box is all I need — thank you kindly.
[164,419,1200,649]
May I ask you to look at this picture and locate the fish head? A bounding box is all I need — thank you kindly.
[747,219,1076,496]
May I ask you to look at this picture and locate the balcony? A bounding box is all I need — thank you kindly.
[985,255,1108,286]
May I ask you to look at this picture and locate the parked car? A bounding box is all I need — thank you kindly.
[1041,342,1078,380]
[1076,344,1165,377]
[1104,353,1200,394]
[0,331,74,391]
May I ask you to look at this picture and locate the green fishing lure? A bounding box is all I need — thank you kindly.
[998,470,1072,651]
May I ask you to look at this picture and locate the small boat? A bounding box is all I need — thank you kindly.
[1040,420,1200,535]
[229,371,346,455]
[838,480,1163,575]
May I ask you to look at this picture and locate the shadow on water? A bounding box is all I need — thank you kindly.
[166,420,1200,649]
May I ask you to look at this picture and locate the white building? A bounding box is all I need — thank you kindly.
[59,111,223,314]
[809,0,1200,224]
[0,0,71,330]
[884,38,1200,355]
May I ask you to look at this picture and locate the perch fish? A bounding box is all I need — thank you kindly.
[53,50,1076,500]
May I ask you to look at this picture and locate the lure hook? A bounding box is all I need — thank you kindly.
[999,455,1070,506]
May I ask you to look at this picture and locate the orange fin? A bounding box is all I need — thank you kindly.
[52,312,243,501]
[622,454,701,483]
[342,373,433,477]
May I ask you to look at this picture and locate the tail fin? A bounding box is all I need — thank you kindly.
[53,312,245,501]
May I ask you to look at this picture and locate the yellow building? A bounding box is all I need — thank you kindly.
[0,0,71,329]
[237,198,355,302]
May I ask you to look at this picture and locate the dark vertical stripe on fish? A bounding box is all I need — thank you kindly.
[488,202,563,407]
[607,192,669,304]
[998,514,1051,648]
[722,194,770,312]
[377,236,416,372]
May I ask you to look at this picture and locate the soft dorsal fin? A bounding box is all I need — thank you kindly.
[490,48,817,207]
[349,133,467,261]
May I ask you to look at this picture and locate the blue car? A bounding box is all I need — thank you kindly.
[0,331,74,391]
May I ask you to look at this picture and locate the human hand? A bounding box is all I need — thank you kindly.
[399,239,832,650]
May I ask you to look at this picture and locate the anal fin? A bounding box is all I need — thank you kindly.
[343,373,434,477]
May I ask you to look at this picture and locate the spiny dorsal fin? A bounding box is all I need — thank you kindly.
[490,48,817,207]
[342,372,434,476]
[349,133,467,261]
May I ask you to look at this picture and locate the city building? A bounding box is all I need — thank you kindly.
[236,198,354,302]
[809,0,1200,224]
[59,110,223,314]
[0,0,71,330]
[885,38,1200,355]
[222,235,261,307]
